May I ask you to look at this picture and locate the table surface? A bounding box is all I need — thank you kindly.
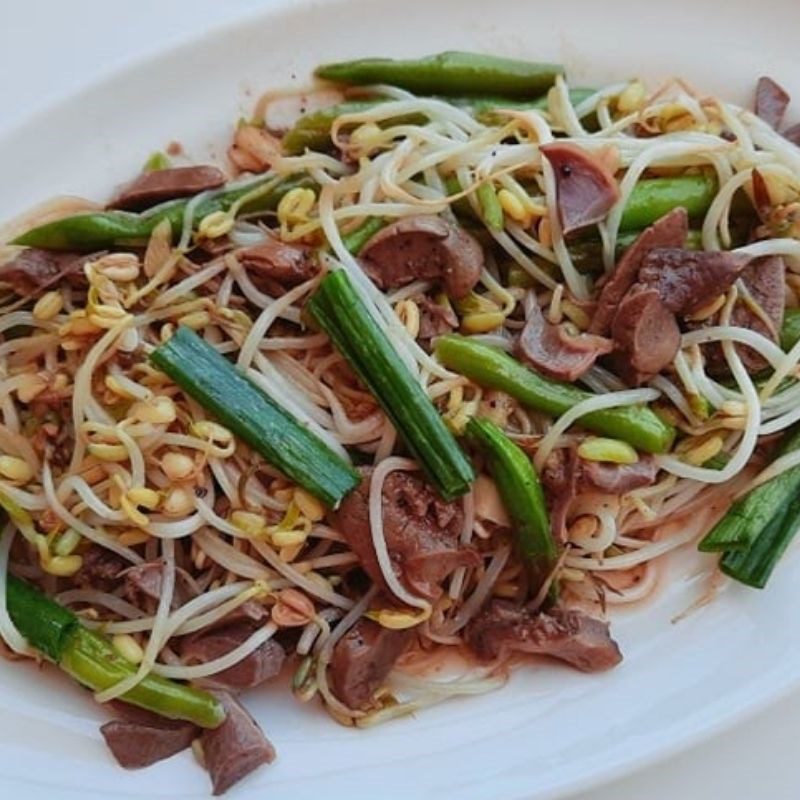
[1,1,799,798]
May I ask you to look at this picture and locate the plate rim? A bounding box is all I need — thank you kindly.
[0,1,798,797]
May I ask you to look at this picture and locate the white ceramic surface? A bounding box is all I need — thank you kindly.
[1,1,800,798]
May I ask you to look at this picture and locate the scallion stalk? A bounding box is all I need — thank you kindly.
[699,427,800,553]
[308,270,474,500]
[719,493,800,588]
[150,327,359,507]
[6,575,224,727]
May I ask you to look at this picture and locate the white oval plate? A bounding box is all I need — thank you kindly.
[1,1,799,798]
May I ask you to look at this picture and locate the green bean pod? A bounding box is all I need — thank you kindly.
[442,173,716,243]
[780,308,800,351]
[282,99,428,155]
[316,51,564,97]
[469,88,596,126]
[476,182,504,232]
[435,335,675,454]
[618,174,718,231]
[467,417,555,589]
[281,90,595,156]
[341,217,387,254]
[13,174,314,251]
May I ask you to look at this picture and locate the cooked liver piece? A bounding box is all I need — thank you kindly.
[467,601,623,672]
[329,618,413,709]
[76,544,127,591]
[0,248,89,297]
[180,623,285,691]
[638,248,752,315]
[541,447,580,544]
[783,123,800,146]
[100,704,198,770]
[517,298,613,382]
[539,142,620,234]
[330,468,479,602]
[109,166,225,211]
[236,237,318,287]
[201,691,276,796]
[359,215,483,299]
[729,255,785,372]
[609,288,681,385]
[590,207,688,335]
[581,455,658,493]
[416,294,459,340]
[754,76,791,130]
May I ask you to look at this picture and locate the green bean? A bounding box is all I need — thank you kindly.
[619,228,703,254]
[703,452,731,471]
[568,229,704,275]
[619,174,718,231]
[435,335,675,454]
[282,100,429,155]
[476,182,504,232]
[443,174,478,221]
[341,217,386,254]
[469,88,596,126]
[282,100,380,154]
[13,174,315,251]
[142,151,171,172]
[6,574,225,728]
[281,90,595,156]
[316,51,564,98]
[780,308,800,351]
[442,173,716,243]
[14,211,160,251]
[467,417,555,590]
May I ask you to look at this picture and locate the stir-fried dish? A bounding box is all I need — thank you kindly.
[2,51,800,793]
